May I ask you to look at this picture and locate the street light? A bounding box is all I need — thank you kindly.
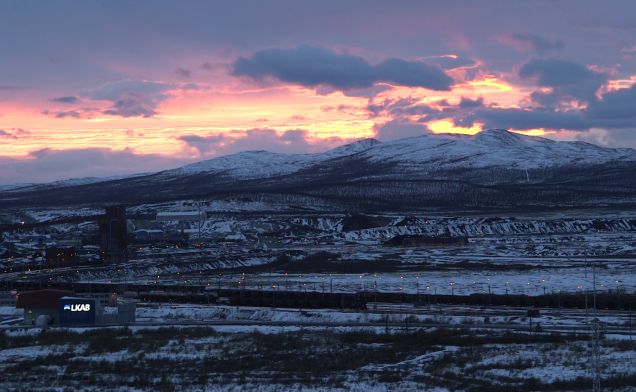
[542,279,546,295]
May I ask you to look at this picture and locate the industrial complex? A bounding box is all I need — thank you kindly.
[15,288,135,327]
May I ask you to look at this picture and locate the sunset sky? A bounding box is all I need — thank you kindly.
[1,0,636,184]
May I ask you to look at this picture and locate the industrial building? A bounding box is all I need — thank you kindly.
[16,289,135,327]
[99,205,128,263]
[16,289,74,326]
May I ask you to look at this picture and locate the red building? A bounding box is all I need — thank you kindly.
[16,289,73,326]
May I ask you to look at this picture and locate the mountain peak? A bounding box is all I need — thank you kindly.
[473,128,524,144]
[323,138,381,158]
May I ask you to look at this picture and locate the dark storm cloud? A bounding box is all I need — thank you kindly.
[519,58,608,108]
[52,110,84,119]
[102,97,158,118]
[41,107,100,119]
[178,129,318,155]
[0,147,190,185]
[474,108,589,131]
[370,71,636,134]
[425,55,477,70]
[446,83,636,132]
[178,134,225,155]
[368,97,437,117]
[232,46,453,91]
[459,96,484,108]
[85,80,177,118]
[509,33,564,54]
[373,120,429,141]
[587,84,636,121]
[49,96,79,104]
[178,128,346,156]
[519,58,604,88]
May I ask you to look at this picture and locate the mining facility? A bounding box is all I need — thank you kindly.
[15,289,136,327]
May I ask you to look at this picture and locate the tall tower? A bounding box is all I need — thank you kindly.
[99,206,128,263]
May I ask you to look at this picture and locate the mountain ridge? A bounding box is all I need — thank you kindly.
[2,129,636,210]
[166,129,636,178]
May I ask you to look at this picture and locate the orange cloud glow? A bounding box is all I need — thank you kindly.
[510,128,548,137]
[427,119,483,135]
[0,70,576,162]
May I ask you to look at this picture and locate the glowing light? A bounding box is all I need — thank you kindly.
[466,76,513,92]
[427,119,483,135]
[605,76,636,92]
[512,128,548,137]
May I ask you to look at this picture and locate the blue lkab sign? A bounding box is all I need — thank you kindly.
[63,303,91,312]
[58,297,96,325]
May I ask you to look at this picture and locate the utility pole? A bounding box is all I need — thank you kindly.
[591,260,601,392]
[629,311,632,342]
[198,200,202,242]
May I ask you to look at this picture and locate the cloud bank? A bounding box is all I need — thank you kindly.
[232,46,453,92]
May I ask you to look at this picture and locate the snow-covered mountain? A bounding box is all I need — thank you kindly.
[167,138,381,178]
[165,129,636,178]
[2,129,636,210]
[362,129,635,170]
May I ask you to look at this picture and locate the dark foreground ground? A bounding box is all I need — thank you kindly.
[1,326,635,391]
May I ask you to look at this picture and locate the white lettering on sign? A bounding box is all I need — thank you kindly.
[64,303,91,312]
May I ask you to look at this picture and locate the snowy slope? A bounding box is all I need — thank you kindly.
[168,129,636,179]
[167,138,381,178]
[3,129,636,209]
[360,129,636,170]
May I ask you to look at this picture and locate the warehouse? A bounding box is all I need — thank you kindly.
[16,289,74,326]
[16,289,135,327]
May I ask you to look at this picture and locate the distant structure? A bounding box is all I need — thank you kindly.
[16,289,135,326]
[45,246,78,267]
[155,211,204,222]
[384,235,469,247]
[156,209,204,241]
[99,206,128,263]
[16,289,73,326]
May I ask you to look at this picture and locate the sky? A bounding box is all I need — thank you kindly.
[1,0,636,184]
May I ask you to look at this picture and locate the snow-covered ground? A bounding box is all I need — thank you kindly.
[209,265,636,296]
[5,208,636,299]
[1,322,634,391]
[135,303,634,331]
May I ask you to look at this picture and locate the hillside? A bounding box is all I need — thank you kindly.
[2,129,636,210]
